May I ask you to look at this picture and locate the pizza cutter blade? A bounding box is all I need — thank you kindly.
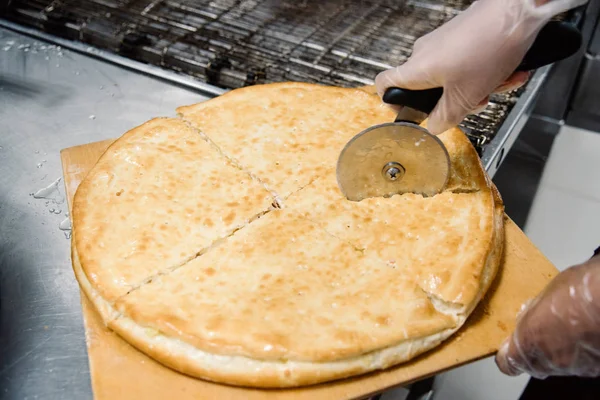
[337,20,583,202]
[336,121,450,202]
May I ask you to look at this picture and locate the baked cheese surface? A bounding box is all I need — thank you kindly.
[72,82,504,388]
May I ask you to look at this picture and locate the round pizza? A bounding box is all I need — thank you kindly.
[72,83,504,388]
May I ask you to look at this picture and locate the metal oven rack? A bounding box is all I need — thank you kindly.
[4,0,470,88]
[1,0,546,176]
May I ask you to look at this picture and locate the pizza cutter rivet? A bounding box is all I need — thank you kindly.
[382,162,405,182]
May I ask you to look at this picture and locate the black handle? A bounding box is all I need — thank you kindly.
[382,20,583,114]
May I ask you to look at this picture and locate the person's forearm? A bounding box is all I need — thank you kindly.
[536,0,586,5]
[532,0,588,13]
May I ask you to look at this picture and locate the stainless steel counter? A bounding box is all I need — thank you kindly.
[0,27,212,400]
[0,21,548,399]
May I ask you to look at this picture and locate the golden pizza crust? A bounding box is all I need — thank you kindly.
[434,125,489,193]
[73,202,503,388]
[177,82,397,199]
[73,118,274,302]
[285,175,496,308]
[72,82,505,388]
[71,240,119,324]
[114,210,457,362]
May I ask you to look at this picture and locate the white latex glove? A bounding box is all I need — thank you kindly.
[375,0,587,135]
[495,254,600,379]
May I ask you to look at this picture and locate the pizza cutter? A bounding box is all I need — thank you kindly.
[336,19,583,202]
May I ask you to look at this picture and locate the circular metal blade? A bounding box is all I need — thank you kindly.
[336,122,450,201]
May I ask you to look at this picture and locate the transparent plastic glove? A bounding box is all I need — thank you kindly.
[375,0,587,135]
[495,255,600,379]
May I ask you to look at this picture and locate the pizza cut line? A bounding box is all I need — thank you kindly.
[71,82,504,388]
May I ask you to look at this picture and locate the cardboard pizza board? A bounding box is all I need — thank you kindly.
[61,138,557,400]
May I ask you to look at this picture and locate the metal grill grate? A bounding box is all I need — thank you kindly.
[4,0,525,152]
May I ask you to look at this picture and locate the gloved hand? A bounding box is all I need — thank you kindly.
[495,254,600,379]
[375,0,587,135]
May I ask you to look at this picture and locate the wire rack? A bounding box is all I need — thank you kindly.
[4,0,525,153]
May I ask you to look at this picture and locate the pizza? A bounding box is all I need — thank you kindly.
[72,82,504,388]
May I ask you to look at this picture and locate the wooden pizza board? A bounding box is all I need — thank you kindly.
[61,138,558,400]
